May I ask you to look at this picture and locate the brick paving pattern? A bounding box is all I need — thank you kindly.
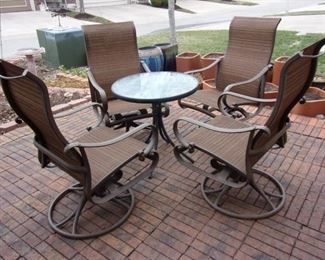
[0,101,324,259]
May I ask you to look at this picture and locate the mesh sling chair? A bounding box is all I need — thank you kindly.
[0,60,159,239]
[174,38,325,219]
[178,16,281,119]
[83,22,169,129]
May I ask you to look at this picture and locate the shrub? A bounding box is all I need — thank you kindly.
[149,0,168,7]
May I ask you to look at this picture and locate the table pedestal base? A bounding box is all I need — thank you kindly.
[152,102,174,146]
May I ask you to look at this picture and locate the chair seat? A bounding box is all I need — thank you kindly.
[75,127,146,187]
[185,115,250,173]
[108,99,151,115]
[189,88,253,109]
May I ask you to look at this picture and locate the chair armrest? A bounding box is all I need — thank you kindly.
[223,64,272,93]
[64,123,158,157]
[218,91,276,118]
[218,91,276,106]
[87,69,108,113]
[0,69,28,79]
[54,102,105,129]
[185,58,223,75]
[299,51,325,58]
[140,60,151,72]
[173,116,270,148]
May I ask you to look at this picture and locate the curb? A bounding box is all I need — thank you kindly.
[0,95,91,135]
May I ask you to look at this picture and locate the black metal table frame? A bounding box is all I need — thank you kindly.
[152,102,173,145]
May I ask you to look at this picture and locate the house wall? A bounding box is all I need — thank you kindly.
[0,0,130,12]
[0,0,33,12]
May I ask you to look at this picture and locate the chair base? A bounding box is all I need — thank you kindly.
[48,183,134,239]
[201,169,285,219]
[178,99,217,118]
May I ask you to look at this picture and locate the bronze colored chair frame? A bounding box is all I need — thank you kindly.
[179,16,281,119]
[174,38,325,219]
[83,22,169,129]
[0,60,159,239]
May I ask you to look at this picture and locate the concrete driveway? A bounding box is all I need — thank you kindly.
[0,0,324,58]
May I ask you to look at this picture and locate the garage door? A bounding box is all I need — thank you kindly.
[0,0,32,12]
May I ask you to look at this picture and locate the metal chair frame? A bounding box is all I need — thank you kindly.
[173,38,325,219]
[178,16,281,119]
[0,60,159,239]
[83,22,169,130]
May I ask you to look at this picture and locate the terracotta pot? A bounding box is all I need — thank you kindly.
[266,66,273,83]
[202,79,215,90]
[200,52,224,80]
[176,52,201,72]
[264,82,278,99]
[312,76,325,90]
[291,87,325,117]
[272,56,289,86]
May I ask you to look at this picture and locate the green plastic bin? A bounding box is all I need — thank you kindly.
[37,27,86,68]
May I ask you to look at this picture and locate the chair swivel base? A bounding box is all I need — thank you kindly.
[201,169,285,219]
[48,183,134,239]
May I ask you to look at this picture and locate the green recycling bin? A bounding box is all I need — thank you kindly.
[37,27,86,68]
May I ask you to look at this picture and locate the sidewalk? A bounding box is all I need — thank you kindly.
[182,1,325,34]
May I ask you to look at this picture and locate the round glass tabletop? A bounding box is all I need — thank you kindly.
[112,72,198,103]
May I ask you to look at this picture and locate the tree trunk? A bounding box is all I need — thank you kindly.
[168,0,177,45]
[79,0,85,13]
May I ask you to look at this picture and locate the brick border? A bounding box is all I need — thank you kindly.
[0,95,91,134]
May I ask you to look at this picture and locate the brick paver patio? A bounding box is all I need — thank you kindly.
[0,101,324,259]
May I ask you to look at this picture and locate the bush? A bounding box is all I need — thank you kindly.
[149,0,168,7]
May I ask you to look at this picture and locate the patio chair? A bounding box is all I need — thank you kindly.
[178,16,281,119]
[0,60,159,239]
[174,37,325,219]
[83,22,169,129]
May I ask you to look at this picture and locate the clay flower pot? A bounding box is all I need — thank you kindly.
[200,52,224,80]
[176,52,201,72]
[202,79,215,90]
[266,66,273,83]
[312,75,325,90]
[291,87,325,117]
[272,56,289,86]
[264,82,278,99]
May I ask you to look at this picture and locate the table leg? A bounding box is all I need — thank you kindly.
[152,102,174,146]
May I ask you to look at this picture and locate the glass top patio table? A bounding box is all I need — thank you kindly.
[112,72,198,146]
[111,72,198,103]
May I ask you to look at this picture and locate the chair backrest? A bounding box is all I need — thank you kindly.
[251,37,325,164]
[83,22,141,100]
[216,16,281,97]
[0,60,86,184]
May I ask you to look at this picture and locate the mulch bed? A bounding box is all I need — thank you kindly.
[0,57,89,125]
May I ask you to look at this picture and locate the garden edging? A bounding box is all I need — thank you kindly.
[0,95,91,134]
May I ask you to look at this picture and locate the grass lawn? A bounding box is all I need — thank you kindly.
[138,30,325,75]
